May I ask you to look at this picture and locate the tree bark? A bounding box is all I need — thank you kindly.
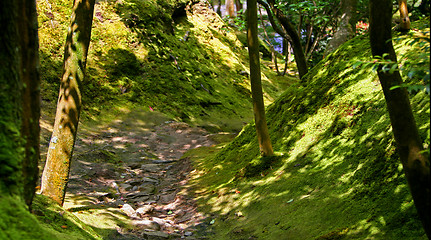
[397,0,410,32]
[41,0,95,206]
[325,0,357,55]
[0,0,40,211]
[226,0,236,17]
[259,0,308,79]
[19,0,41,210]
[0,0,25,197]
[247,0,274,156]
[369,0,430,237]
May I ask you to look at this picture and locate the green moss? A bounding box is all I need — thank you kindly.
[187,21,429,239]
[0,195,101,240]
[37,0,290,133]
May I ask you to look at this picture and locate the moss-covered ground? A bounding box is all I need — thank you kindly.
[2,0,428,238]
[37,0,293,133]
[183,20,430,239]
[0,0,293,239]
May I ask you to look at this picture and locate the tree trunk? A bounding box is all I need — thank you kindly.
[19,0,41,210]
[397,0,410,31]
[257,0,307,79]
[264,0,308,79]
[0,0,25,197]
[235,0,243,14]
[325,0,357,55]
[41,0,95,206]
[226,0,236,17]
[247,0,274,157]
[0,0,40,210]
[369,0,430,237]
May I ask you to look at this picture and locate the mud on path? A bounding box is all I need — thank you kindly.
[39,106,220,239]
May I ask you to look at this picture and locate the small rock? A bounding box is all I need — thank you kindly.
[159,192,176,203]
[138,184,156,194]
[125,179,144,186]
[121,203,136,218]
[134,219,161,231]
[126,192,150,203]
[132,186,138,191]
[140,164,162,172]
[142,230,169,240]
[151,159,175,164]
[128,162,141,169]
[119,183,133,191]
[136,205,154,217]
[142,177,159,184]
[184,231,193,236]
[93,192,115,201]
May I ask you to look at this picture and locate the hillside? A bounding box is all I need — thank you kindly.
[37,0,292,132]
[1,0,429,239]
[184,20,430,239]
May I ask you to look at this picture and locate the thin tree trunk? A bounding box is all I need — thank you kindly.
[263,0,308,79]
[247,0,274,156]
[257,0,308,79]
[235,0,243,14]
[259,7,280,75]
[369,0,430,237]
[41,0,95,206]
[226,0,236,17]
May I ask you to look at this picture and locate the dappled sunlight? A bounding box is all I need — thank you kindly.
[185,28,429,239]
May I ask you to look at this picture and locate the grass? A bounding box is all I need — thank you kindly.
[184,19,430,239]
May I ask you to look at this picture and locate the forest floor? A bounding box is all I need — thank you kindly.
[39,104,232,239]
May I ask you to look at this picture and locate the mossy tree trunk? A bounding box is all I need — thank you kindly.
[0,0,40,209]
[325,0,357,55]
[247,0,274,157]
[369,0,430,237]
[41,0,95,206]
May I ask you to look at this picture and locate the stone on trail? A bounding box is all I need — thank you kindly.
[136,205,154,217]
[133,219,161,231]
[141,164,163,172]
[121,203,136,218]
[138,184,156,194]
[141,230,170,240]
[125,192,151,203]
[142,177,159,184]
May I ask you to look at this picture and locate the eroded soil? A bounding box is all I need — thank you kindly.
[39,106,223,239]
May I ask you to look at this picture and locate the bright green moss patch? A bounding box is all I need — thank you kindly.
[0,194,101,240]
[187,20,429,239]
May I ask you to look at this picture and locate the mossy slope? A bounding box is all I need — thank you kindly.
[186,21,430,239]
[0,195,102,240]
[37,0,291,132]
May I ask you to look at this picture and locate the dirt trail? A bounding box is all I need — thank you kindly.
[39,107,217,239]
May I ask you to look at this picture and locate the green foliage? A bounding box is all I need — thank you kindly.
[353,23,430,95]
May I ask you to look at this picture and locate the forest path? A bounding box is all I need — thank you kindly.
[40,106,220,239]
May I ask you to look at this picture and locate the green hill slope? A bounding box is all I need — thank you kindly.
[37,0,291,132]
[185,21,430,239]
